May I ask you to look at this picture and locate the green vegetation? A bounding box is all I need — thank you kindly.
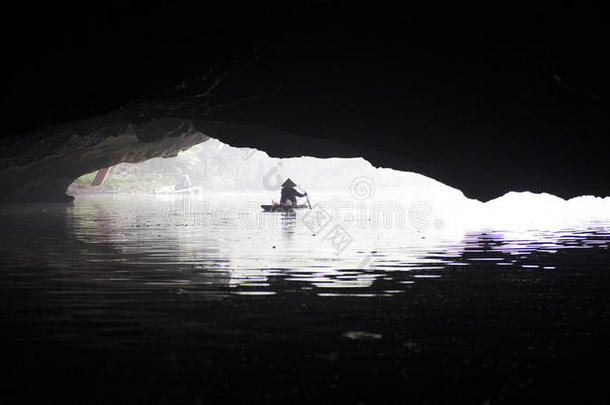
[67,139,266,194]
[67,138,382,195]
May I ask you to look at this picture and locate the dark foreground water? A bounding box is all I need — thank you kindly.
[1,196,609,404]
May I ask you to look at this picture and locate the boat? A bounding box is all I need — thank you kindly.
[262,185,312,212]
[154,185,203,195]
[154,175,202,195]
[261,204,309,212]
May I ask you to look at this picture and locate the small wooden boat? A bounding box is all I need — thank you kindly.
[261,204,309,212]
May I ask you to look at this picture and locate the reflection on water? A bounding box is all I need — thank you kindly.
[1,195,609,402]
[2,195,610,313]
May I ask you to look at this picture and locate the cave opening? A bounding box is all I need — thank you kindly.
[65,137,610,233]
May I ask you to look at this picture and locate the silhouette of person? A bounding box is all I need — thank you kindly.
[280,178,306,206]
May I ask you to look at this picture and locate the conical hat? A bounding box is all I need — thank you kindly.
[282,178,296,188]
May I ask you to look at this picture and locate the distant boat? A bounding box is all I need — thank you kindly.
[154,185,202,195]
[155,174,202,195]
[261,204,309,212]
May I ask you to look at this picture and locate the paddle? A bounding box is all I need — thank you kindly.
[302,189,312,209]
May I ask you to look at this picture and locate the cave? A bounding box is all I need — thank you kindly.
[2,71,608,204]
[2,3,609,404]
[2,5,609,203]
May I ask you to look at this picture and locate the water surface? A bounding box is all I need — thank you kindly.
[1,195,609,403]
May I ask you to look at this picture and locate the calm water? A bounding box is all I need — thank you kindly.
[1,195,609,403]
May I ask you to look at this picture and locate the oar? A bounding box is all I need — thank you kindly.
[303,190,312,209]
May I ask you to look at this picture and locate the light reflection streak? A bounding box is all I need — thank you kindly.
[0,196,608,300]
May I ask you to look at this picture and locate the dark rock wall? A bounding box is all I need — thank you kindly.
[2,4,608,202]
[0,116,207,202]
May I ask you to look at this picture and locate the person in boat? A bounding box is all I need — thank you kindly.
[280,178,307,206]
[174,174,192,191]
